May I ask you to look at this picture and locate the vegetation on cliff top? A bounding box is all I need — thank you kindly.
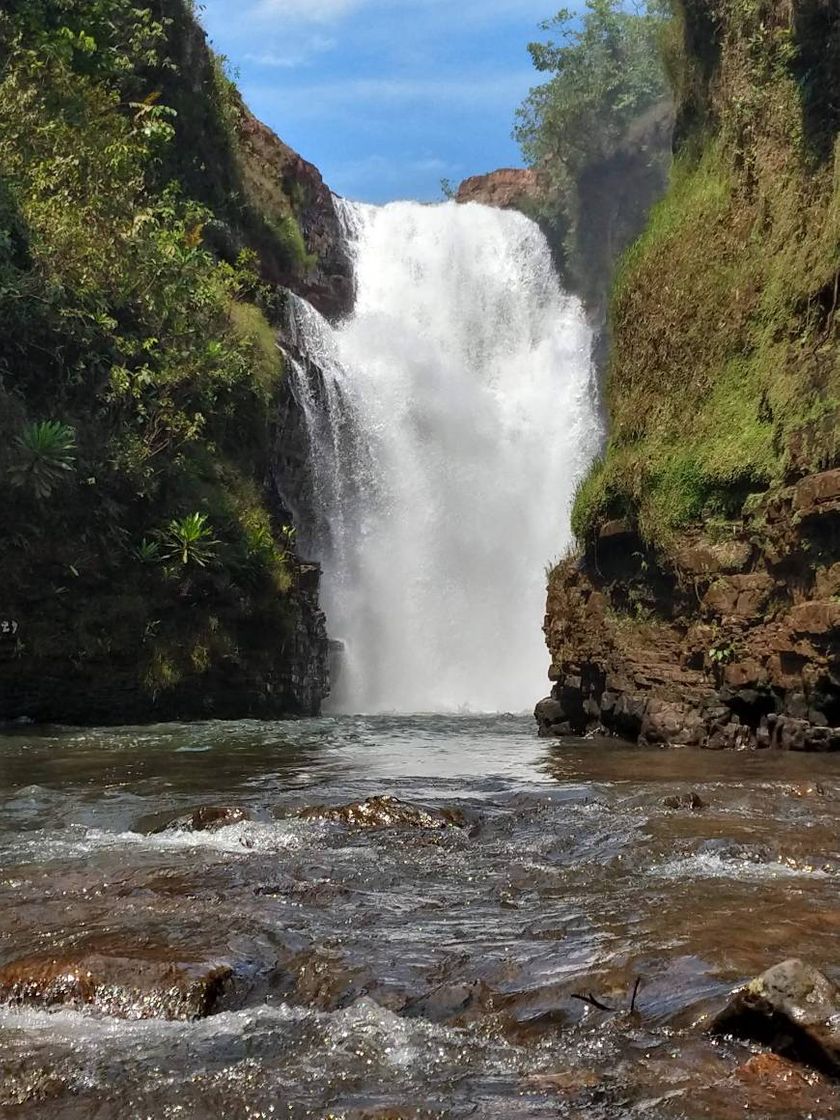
[0,0,316,716]
[571,0,840,548]
[515,0,672,308]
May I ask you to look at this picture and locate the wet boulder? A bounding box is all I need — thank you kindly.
[146,805,250,833]
[711,959,840,1074]
[663,791,706,811]
[298,794,466,830]
[535,696,571,737]
[402,978,498,1025]
[0,949,234,1020]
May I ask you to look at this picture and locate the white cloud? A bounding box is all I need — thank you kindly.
[245,34,336,68]
[252,0,362,22]
[249,0,557,28]
[246,71,536,120]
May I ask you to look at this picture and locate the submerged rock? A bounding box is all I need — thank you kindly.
[711,959,840,1074]
[0,950,234,1020]
[298,795,466,830]
[145,805,250,833]
[179,805,249,832]
[663,791,706,811]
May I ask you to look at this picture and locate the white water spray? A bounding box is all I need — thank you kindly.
[286,199,602,713]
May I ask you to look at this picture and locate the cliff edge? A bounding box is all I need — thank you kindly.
[455,169,543,210]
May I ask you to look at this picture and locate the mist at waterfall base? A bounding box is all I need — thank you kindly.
[286,200,601,714]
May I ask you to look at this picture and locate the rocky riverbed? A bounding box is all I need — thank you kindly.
[3,715,840,1117]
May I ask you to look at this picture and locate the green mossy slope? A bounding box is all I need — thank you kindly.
[573,0,840,548]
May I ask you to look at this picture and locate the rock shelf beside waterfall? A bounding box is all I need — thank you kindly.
[537,468,840,751]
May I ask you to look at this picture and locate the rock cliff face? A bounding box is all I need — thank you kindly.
[231,106,353,322]
[538,0,840,750]
[538,467,840,749]
[0,565,329,725]
[151,0,354,322]
[455,168,544,210]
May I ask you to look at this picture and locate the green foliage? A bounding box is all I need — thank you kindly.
[162,512,218,568]
[708,641,735,665]
[133,536,162,564]
[8,420,76,499]
[572,0,840,551]
[514,0,671,298]
[0,1,167,88]
[516,0,669,163]
[0,0,304,706]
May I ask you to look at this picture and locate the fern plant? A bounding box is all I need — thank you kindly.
[9,421,76,499]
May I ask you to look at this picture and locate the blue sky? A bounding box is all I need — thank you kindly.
[198,0,561,204]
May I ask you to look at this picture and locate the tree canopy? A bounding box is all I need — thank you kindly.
[514,0,671,303]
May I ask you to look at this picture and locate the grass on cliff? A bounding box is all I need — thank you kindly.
[572,0,840,550]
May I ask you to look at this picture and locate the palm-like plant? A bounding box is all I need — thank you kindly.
[162,512,218,567]
[9,420,76,499]
[132,537,162,564]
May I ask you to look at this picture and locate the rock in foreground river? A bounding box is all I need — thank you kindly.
[712,959,840,1075]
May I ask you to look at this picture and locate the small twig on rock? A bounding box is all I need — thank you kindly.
[630,976,641,1014]
[571,991,615,1012]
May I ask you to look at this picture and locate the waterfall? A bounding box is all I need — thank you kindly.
[285,199,602,714]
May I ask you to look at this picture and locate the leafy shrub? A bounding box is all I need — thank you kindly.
[515,0,671,298]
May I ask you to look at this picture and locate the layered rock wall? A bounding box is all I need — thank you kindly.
[538,468,840,749]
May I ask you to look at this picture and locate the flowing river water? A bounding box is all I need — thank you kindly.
[4,715,840,1118]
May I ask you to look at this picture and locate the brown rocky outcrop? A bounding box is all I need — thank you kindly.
[0,949,235,1020]
[155,1,353,322]
[455,168,544,210]
[234,106,354,320]
[537,469,840,750]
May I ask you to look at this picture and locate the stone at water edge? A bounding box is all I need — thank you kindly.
[534,696,576,738]
[147,805,251,833]
[0,952,235,1020]
[711,959,840,1075]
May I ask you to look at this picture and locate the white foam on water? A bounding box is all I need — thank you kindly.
[286,199,601,714]
[651,850,830,881]
[2,819,320,864]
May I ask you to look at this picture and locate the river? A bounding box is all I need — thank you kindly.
[3,714,840,1117]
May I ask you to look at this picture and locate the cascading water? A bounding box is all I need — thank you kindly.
[285,199,602,713]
